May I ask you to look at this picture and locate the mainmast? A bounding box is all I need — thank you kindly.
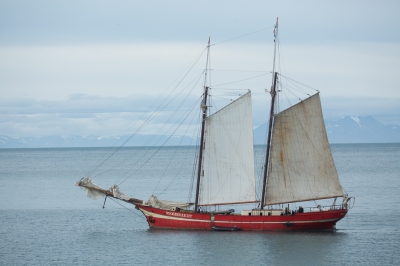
[261,18,279,208]
[194,37,211,212]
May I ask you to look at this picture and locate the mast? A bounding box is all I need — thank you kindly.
[194,37,211,212]
[271,17,278,83]
[261,18,279,208]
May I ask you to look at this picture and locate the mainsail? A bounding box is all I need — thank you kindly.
[200,91,256,206]
[265,93,344,205]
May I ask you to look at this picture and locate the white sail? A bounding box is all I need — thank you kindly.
[265,93,344,205]
[200,91,256,206]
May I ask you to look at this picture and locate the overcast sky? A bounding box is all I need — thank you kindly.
[1,0,399,138]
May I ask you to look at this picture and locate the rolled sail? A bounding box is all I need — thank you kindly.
[265,93,344,205]
[200,91,256,206]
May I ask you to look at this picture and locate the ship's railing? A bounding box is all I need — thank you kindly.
[242,204,348,216]
[295,204,347,214]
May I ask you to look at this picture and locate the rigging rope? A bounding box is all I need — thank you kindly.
[108,197,147,221]
[211,73,270,88]
[152,98,202,195]
[211,69,269,73]
[114,70,205,185]
[118,98,202,186]
[78,187,146,221]
[85,47,208,179]
[187,113,202,204]
[84,27,283,208]
[279,74,319,93]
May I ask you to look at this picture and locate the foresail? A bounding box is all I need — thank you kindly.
[147,195,193,210]
[200,91,256,206]
[75,176,106,200]
[75,177,144,204]
[265,93,344,205]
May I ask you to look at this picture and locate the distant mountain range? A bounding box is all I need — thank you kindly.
[253,115,400,144]
[325,116,400,144]
[1,116,399,148]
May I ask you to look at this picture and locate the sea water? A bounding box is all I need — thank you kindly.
[0,144,399,265]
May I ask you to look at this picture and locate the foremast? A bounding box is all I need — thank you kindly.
[194,37,211,212]
[261,17,279,209]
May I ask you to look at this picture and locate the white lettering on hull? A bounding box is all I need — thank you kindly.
[165,211,193,218]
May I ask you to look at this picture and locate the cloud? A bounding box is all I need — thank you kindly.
[1,92,399,138]
[0,92,204,137]
[1,1,400,137]
[0,43,210,100]
[1,1,399,45]
[1,40,400,137]
[2,41,399,101]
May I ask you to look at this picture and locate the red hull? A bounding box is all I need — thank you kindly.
[136,205,347,231]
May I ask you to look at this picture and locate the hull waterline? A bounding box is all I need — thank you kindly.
[136,205,348,231]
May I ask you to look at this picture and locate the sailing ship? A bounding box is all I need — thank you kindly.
[76,19,353,231]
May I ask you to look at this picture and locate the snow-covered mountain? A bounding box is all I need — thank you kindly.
[325,116,400,143]
[253,116,400,144]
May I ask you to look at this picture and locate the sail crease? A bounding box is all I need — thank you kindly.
[265,93,344,205]
[200,91,256,205]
